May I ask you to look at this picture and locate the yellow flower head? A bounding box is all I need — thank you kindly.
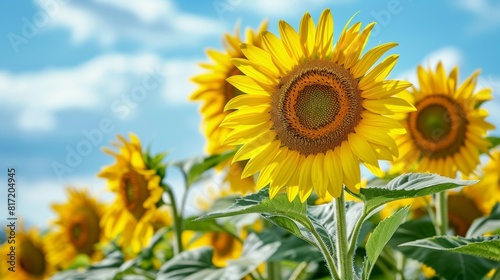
[184,231,243,267]
[1,225,53,280]
[462,151,500,214]
[45,188,105,269]
[191,21,268,195]
[190,20,268,155]
[394,62,494,177]
[98,133,164,254]
[221,9,414,202]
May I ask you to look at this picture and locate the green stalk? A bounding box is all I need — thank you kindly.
[306,221,340,280]
[162,183,183,254]
[435,191,448,235]
[267,261,282,280]
[334,190,352,280]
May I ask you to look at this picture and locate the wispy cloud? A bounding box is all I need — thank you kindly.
[0,53,202,132]
[397,47,463,84]
[455,0,500,33]
[33,0,224,48]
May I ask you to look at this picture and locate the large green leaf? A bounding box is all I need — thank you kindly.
[174,150,236,186]
[157,247,222,280]
[401,235,500,262]
[391,218,498,280]
[467,203,500,237]
[354,173,476,213]
[157,233,280,280]
[197,187,309,226]
[363,206,410,279]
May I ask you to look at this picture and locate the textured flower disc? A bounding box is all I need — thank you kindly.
[222,8,415,201]
[98,133,164,254]
[394,62,495,177]
[45,188,104,269]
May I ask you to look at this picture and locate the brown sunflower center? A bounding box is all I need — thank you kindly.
[120,170,149,220]
[409,95,467,158]
[271,59,363,155]
[69,207,101,255]
[448,192,482,236]
[19,239,46,277]
[224,67,244,104]
[210,232,234,257]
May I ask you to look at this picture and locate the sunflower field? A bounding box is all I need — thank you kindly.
[2,5,500,280]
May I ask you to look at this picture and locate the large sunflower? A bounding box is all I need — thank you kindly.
[45,188,105,269]
[222,9,414,201]
[0,226,53,280]
[190,21,268,195]
[98,133,164,254]
[394,62,494,177]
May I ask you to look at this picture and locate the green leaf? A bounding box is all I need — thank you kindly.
[158,233,281,280]
[467,203,500,237]
[51,268,120,280]
[401,235,500,262]
[363,206,410,279]
[391,218,498,280]
[66,254,91,269]
[158,247,222,280]
[197,187,309,226]
[355,173,476,213]
[487,136,500,150]
[175,150,236,186]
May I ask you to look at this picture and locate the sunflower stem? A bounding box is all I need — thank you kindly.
[267,261,282,280]
[435,191,448,235]
[334,190,352,280]
[162,183,183,254]
[306,220,340,280]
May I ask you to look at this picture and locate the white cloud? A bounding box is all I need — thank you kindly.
[18,176,111,229]
[397,47,463,84]
[455,0,500,33]
[233,0,353,17]
[33,0,224,48]
[0,53,201,132]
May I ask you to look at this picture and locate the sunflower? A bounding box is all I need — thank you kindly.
[184,230,243,267]
[45,188,105,269]
[98,133,164,254]
[190,20,267,155]
[0,226,53,280]
[221,9,414,202]
[393,62,494,177]
[462,151,500,214]
[190,21,268,195]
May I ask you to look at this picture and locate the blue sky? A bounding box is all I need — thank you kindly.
[1,0,499,228]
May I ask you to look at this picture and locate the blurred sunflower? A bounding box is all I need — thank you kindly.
[462,151,500,214]
[222,8,414,202]
[190,21,268,195]
[187,184,262,267]
[45,188,105,269]
[0,226,53,280]
[98,133,164,254]
[393,62,494,177]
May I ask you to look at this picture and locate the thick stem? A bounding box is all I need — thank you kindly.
[163,183,183,254]
[267,261,282,280]
[435,191,448,235]
[307,221,340,280]
[335,191,352,280]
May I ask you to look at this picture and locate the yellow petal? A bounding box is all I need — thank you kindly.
[240,43,279,73]
[359,54,399,90]
[325,149,343,198]
[315,8,333,58]
[340,141,360,193]
[279,20,302,61]
[299,12,316,59]
[226,75,271,96]
[262,31,294,73]
[351,42,398,78]
[348,133,380,167]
